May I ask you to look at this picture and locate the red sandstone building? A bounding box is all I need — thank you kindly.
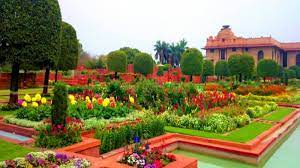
[204,25,300,67]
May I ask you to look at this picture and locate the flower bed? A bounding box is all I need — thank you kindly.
[0,151,90,168]
[234,85,286,96]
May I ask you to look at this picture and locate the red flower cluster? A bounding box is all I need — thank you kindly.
[191,91,236,110]
[235,85,286,96]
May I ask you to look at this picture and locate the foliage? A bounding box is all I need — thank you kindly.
[241,93,293,103]
[51,82,68,127]
[107,50,128,73]
[0,0,62,104]
[133,52,154,76]
[289,65,300,79]
[57,22,79,71]
[203,113,237,133]
[0,151,90,168]
[35,117,83,148]
[4,117,42,130]
[135,80,164,109]
[85,57,105,69]
[257,59,279,79]
[228,53,255,81]
[246,104,275,118]
[95,117,165,153]
[154,39,187,66]
[15,105,51,121]
[119,47,141,64]
[180,48,203,76]
[215,60,230,78]
[285,69,296,79]
[202,60,214,77]
[233,114,251,127]
[105,80,126,101]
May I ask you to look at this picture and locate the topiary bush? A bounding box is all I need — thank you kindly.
[257,59,279,81]
[133,52,154,76]
[215,60,230,79]
[107,50,127,77]
[51,82,68,127]
[202,60,214,83]
[180,48,203,81]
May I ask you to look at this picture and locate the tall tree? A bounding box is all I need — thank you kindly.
[202,60,214,83]
[228,53,255,82]
[257,59,279,82]
[55,22,79,82]
[0,0,62,105]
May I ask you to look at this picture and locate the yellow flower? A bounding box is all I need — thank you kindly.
[102,98,110,107]
[35,94,41,101]
[92,97,97,103]
[32,102,39,107]
[68,94,75,101]
[24,94,31,102]
[31,97,37,102]
[129,96,134,104]
[22,101,27,107]
[70,99,77,105]
[41,97,47,104]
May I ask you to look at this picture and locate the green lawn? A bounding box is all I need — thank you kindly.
[0,139,35,161]
[263,107,295,122]
[165,122,272,143]
[0,110,15,117]
[0,88,52,103]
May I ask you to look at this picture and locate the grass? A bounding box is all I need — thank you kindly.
[0,110,16,117]
[0,139,35,161]
[0,88,53,103]
[165,122,272,143]
[263,107,295,122]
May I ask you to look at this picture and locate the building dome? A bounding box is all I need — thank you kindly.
[216,25,236,39]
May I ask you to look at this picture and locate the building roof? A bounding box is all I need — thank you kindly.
[204,26,300,51]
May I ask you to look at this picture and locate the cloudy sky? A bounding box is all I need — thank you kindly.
[58,0,300,56]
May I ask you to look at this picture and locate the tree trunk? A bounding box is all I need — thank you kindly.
[114,72,118,79]
[43,66,50,96]
[23,69,27,89]
[9,62,20,106]
[190,75,193,82]
[55,69,58,82]
[263,77,266,83]
[239,74,242,82]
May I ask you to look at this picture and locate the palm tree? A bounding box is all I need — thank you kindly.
[154,41,170,64]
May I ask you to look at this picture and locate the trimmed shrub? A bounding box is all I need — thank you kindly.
[215,60,230,78]
[180,48,203,81]
[133,52,154,76]
[202,60,214,82]
[257,59,279,80]
[228,53,255,82]
[107,50,127,74]
[51,82,68,127]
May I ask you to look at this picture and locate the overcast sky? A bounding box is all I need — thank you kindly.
[58,0,300,56]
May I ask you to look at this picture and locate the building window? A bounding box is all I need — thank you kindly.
[258,50,264,61]
[283,52,287,67]
[220,49,226,60]
[210,49,215,53]
[232,48,236,52]
[222,38,225,42]
[296,54,300,66]
[245,48,249,52]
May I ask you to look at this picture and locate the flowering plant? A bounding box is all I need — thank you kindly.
[119,140,176,168]
[35,117,83,148]
[19,93,48,108]
[0,151,90,168]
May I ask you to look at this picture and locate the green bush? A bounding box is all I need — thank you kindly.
[246,104,276,118]
[257,59,279,80]
[133,52,154,76]
[95,117,165,153]
[215,60,230,78]
[105,80,126,101]
[135,80,164,108]
[202,60,214,82]
[228,53,255,82]
[4,117,42,130]
[15,105,51,121]
[107,50,127,74]
[203,114,237,133]
[51,82,68,126]
[180,48,203,80]
[234,114,250,127]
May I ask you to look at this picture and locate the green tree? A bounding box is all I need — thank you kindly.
[55,22,79,82]
[180,48,203,81]
[133,52,154,76]
[107,50,127,78]
[289,65,300,79]
[0,0,62,105]
[202,60,214,83]
[257,59,279,82]
[119,47,141,64]
[215,60,230,79]
[228,53,255,82]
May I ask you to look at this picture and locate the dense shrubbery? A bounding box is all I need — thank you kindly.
[234,85,286,96]
[4,117,42,130]
[15,105,51,121]
[95,117,165,153]
[203,113,237,133]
